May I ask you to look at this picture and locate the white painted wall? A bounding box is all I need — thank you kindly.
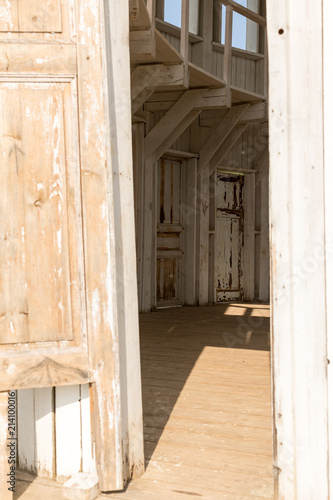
[267,0,330,497]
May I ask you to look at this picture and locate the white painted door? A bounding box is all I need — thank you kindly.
[156,158,184,307]
[215,172,244,302]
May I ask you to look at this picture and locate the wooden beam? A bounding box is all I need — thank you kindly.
[184,158,197,305]
[145,87,231,112]
[196,87,231,109]
[145,89,208,163]
[131,64,164,114]
[243,173,255,301]
[209,123,249,175]
[197,165,210,305]
[221,0,266,26]
[255,148,269,187]
[131,64,188,114]
[191,0,214,71]
[129,0,139,21]
[240,102,267,123]
[180,0,190,66]
[146,0,156,29]
[130,30,155,62]
[224,5,233,88]
[197,104,250,175]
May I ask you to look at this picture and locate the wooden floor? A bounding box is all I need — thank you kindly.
[108,304,273,500]
[15,304,273,500]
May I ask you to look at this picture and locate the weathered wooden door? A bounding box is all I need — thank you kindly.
[0,0,143,492]
[215,172,244,302]
[156,158,184,307]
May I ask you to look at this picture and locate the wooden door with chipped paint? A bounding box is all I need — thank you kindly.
[215,172,244,302]
[156,158,184,307]
[0,0,133,491]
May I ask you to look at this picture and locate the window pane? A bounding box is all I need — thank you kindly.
[221,4,259,52]
[164,0,182,27]
[189,0,200,35]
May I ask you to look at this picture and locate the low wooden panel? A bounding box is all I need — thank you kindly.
[156,258,179,303]
[0,44,77,74]
[0,80,84,345]
[0,0,62,33]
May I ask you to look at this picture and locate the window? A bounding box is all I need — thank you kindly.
[164,0,200,35]
[221,0,260,52]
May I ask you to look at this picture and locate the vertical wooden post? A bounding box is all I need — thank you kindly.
[180,0,189,68]
[142,157,157,312]
[0,392,13,500]
[213,0,222,43]
[184,158,197,305]
[243,173,255,301]
[267,0,329,497]
[323,0,333,493]
[224,5,233,90]
[192,0,214,72]
[197,164,210,305]
[208,172,217,303]
[259,171,269,301]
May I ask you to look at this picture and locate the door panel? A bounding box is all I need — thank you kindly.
[0,0,62,32]
[0,81,83,345]
[156,159,183,307]
[215,173,244,302]
[0,0,94,390]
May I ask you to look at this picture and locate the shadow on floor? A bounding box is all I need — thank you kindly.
[139,303,270,466]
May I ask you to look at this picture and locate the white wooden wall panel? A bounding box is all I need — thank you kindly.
[81,384,96,475]
[17,389,35,474]
[323,0,333,493]
[55,385,81,480]
[267,0,329,497]
[34,388,54,478]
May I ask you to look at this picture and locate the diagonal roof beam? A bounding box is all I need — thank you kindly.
[145,89,208,163]
[197,103,250,176]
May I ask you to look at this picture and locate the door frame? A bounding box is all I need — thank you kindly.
[267,0,332,496]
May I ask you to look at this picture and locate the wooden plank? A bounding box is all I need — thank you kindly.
[55,386,81,480]
[222,0,266,26]
[197,166,210,305]
[130,29,156,63]
[17,389,36,474]
[180,0,189,65]
[209,123,249,175]
[35,388,54,478]
[101,0,145,486]
[184,158,197,305]
[129,0,151,31]
[243,173,255,300]
[224,5,233,87]
[145,89,207,163]
[323,0,333,493]
[197,104,250,175]
[267,0,329,496]
[80,384,96,474]
[0,392,13,500]
[259,172,269,301]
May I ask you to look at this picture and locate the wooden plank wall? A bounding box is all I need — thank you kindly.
[158,28,265,94]
[17,385,96,479]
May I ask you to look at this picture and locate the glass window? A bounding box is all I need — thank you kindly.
[221,0,259,52]
[164,0,200,35]
[164,0,182,28]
